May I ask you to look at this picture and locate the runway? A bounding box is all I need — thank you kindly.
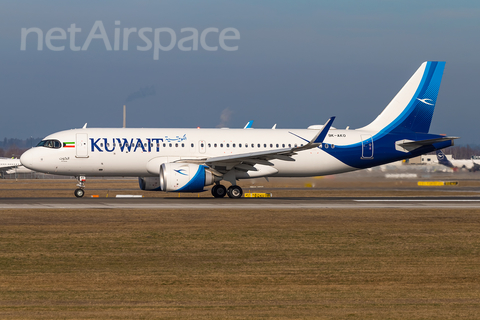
[1,196,480,209]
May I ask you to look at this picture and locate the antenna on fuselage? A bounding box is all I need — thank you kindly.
[123,105,126,128]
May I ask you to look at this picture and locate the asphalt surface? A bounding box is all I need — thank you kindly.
[1,196,480,209]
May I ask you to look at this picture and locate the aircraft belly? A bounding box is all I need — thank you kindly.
[272,152,353,177]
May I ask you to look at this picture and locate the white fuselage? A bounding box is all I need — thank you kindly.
[20,127,371,178]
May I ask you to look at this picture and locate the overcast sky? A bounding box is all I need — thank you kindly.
[1,1,479,144]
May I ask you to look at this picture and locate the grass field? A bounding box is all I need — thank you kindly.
[0,206,479,319]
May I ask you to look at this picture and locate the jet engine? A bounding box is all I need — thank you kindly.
[138,177,161,191]
[160,163,215,192]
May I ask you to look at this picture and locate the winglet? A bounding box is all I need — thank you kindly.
[244,120,253,129]
[292,116,335,152]
[312,117,335,144]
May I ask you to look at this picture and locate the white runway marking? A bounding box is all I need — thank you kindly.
[0,197,479,209]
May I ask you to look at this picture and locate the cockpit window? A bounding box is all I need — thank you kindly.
[36,139,62,149]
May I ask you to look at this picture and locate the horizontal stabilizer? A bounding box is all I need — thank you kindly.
[395,136,458,153]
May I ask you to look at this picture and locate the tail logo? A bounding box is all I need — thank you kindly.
[417,98,435,106]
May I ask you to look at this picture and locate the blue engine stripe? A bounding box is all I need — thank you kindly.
[177,165,206,192]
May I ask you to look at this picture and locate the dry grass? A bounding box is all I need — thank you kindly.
[0,207,479,319]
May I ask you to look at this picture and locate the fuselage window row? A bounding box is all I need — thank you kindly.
[108,141,298,150]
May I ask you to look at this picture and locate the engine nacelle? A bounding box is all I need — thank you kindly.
[138,177,161,191]
[160,163,215,192]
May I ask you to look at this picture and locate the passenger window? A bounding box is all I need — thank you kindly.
[191,143,194,147]
[282,144,285,147]
[181,143,184,147]
[270,144,273,148]
[169,143,172,147]
[251,144,254,148]
[220,143,223,148]
[239,143,242,147]
[276,144,279,148]
[214,143,217,148]
[233,143,236,148]
[258,144,260,148]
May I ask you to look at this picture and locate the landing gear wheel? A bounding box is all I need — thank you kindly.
[74,188,85,198]
[211,185,227,198]
[227,185,243,199]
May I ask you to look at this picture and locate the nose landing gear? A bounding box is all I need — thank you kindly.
[74,176,86,198]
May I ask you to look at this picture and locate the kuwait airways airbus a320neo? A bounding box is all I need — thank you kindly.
[21,61,457,198]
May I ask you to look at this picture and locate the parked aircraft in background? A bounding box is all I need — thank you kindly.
[436,150,480,171]
[21,61,456,198]
[0,157,33,175]
[0,157,21,169]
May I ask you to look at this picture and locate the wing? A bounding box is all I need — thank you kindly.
[177,117,335,175]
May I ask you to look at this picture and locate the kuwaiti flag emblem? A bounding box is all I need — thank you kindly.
[63,142,75,148]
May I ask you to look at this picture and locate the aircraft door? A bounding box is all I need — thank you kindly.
[76,133,89,158]
[361,135,373,159]
[199,140,206,154]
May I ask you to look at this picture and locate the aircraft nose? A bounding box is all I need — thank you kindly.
[20,149,39,170]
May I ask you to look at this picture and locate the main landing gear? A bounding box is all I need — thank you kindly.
[74,176,86,198]
[211,184,243,199]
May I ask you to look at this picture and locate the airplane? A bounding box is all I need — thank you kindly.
[5,166,33,174]
[436,150,480,171]
[243,120,253,129]
[21,61,457,198]
[0,157,22,169]
[0,157,33,176]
